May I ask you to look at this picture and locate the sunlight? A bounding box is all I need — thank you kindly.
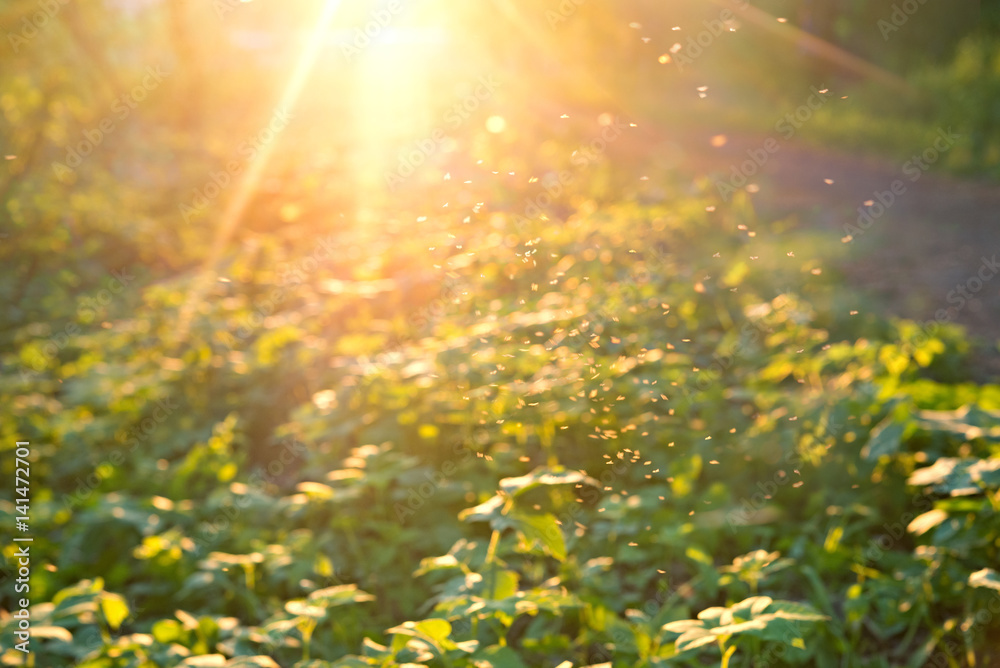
[176,0,345,344]
[351,24,445,192]
[12,0,1000,664]
[341,0,457,218]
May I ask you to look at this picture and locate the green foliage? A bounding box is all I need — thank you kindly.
[661,595,826,665]
[1,2,998,666]
[3,188,1000,666]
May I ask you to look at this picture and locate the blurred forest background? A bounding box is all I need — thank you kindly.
[3,0,1000,666]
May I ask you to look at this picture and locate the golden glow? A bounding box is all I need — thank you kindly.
[176,0,345,344]
[352,27,438,191]
[485,116,506,134]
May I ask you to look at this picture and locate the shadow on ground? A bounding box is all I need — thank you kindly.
[624,116,1000,377]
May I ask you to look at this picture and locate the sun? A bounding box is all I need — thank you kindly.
[345,0,460,193]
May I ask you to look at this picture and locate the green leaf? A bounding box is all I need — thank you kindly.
[729,596,772,620]
[969,568,1000,591]
[52,578,104,608]
[459,494,506,523]
[202,552,264,568]
[684,546,714,567]
[915,405,1000,441]
[225,657,282,667]
[485,568,520,600]
[471,645,529,668]
[907,457,1000,495]
[517,586,581,612]
[30,626,73,642]
[674,627,718,653]
[751,596,774,616]
[263,619,299,636]
[696,606,728,622]
[498,467,601,499]
[861,418,904,460]
[664,597,826,654]
[386,618,453,654]
[327,658,376,667]
[152,619,185,644]
[712,617,768,637]
[764,600,828,622]
[799,565,836,618]
[99,593,129,631]
[508,511,566,560]
[198,616,219,642]
[285,600,327,618]
[361,637,389,659]
[415,554,462,576]
[181,656,227,667]
[307,584,375,608]
[745,617,801,643]
[907,509,949,535]
[662,619,705,635]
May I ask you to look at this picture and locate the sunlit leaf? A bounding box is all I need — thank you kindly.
[181,656,227,667]
[907,509,949,535]
[498,467,601,498]
[30,626,73,642]
[459,494,506,523]
[307,584,375,607]
[99,593,129,631]
[969,568,1000,591]
[908,457,1000,495]
[224,657,281,667]
[285,600,326,618]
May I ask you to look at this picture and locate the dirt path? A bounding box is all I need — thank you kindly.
[631,121,1000,375]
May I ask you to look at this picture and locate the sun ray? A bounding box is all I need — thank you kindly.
[175,0,346,346]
